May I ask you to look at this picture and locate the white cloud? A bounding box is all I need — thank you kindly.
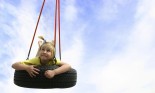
[91,54,155,93]
[63,0,77,22]
[88,0,155,93]
[62,34,84,69]
[95,0,119,21]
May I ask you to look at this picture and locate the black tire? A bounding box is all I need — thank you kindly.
[14,65,77,89]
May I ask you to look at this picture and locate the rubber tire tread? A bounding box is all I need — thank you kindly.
[14,65,77,89]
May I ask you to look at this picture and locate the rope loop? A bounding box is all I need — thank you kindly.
[27,0,61,60]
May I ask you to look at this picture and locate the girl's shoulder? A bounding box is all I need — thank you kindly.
[20,57,40,65]
[28,57,40,62]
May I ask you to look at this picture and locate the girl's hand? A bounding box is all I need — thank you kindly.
[26,65,40,77]
[44,70,56,79]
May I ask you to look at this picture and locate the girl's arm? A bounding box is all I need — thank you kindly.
[44,62,71,78]
[54,62,71,75]
[12,62,30,70]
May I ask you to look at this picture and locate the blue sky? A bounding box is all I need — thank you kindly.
[1,0,155,93]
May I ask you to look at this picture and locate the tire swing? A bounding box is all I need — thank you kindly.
[14,66,77,89]
[13,0,77,89]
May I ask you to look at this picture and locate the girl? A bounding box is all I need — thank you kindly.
[12,36,71,79]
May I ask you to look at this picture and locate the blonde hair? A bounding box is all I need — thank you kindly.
[36,36,56,63]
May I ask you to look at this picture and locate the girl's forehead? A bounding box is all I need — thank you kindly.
[41,43,54,49]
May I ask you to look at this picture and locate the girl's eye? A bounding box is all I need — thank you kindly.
[41,48,45,51]
[47,49,51,52]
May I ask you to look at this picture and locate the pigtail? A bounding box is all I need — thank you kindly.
[38,36,46,43]
[36,36,45,57]
[53,56,57,65]
[38,36,44,40]
[51,40,54,46]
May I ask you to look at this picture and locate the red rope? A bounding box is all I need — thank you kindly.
[54,0,57,47]
[54,0,61,60]
[27,0,46,59]
[58,0,61,60]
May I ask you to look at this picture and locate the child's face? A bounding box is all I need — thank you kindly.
[39,44,54,63]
